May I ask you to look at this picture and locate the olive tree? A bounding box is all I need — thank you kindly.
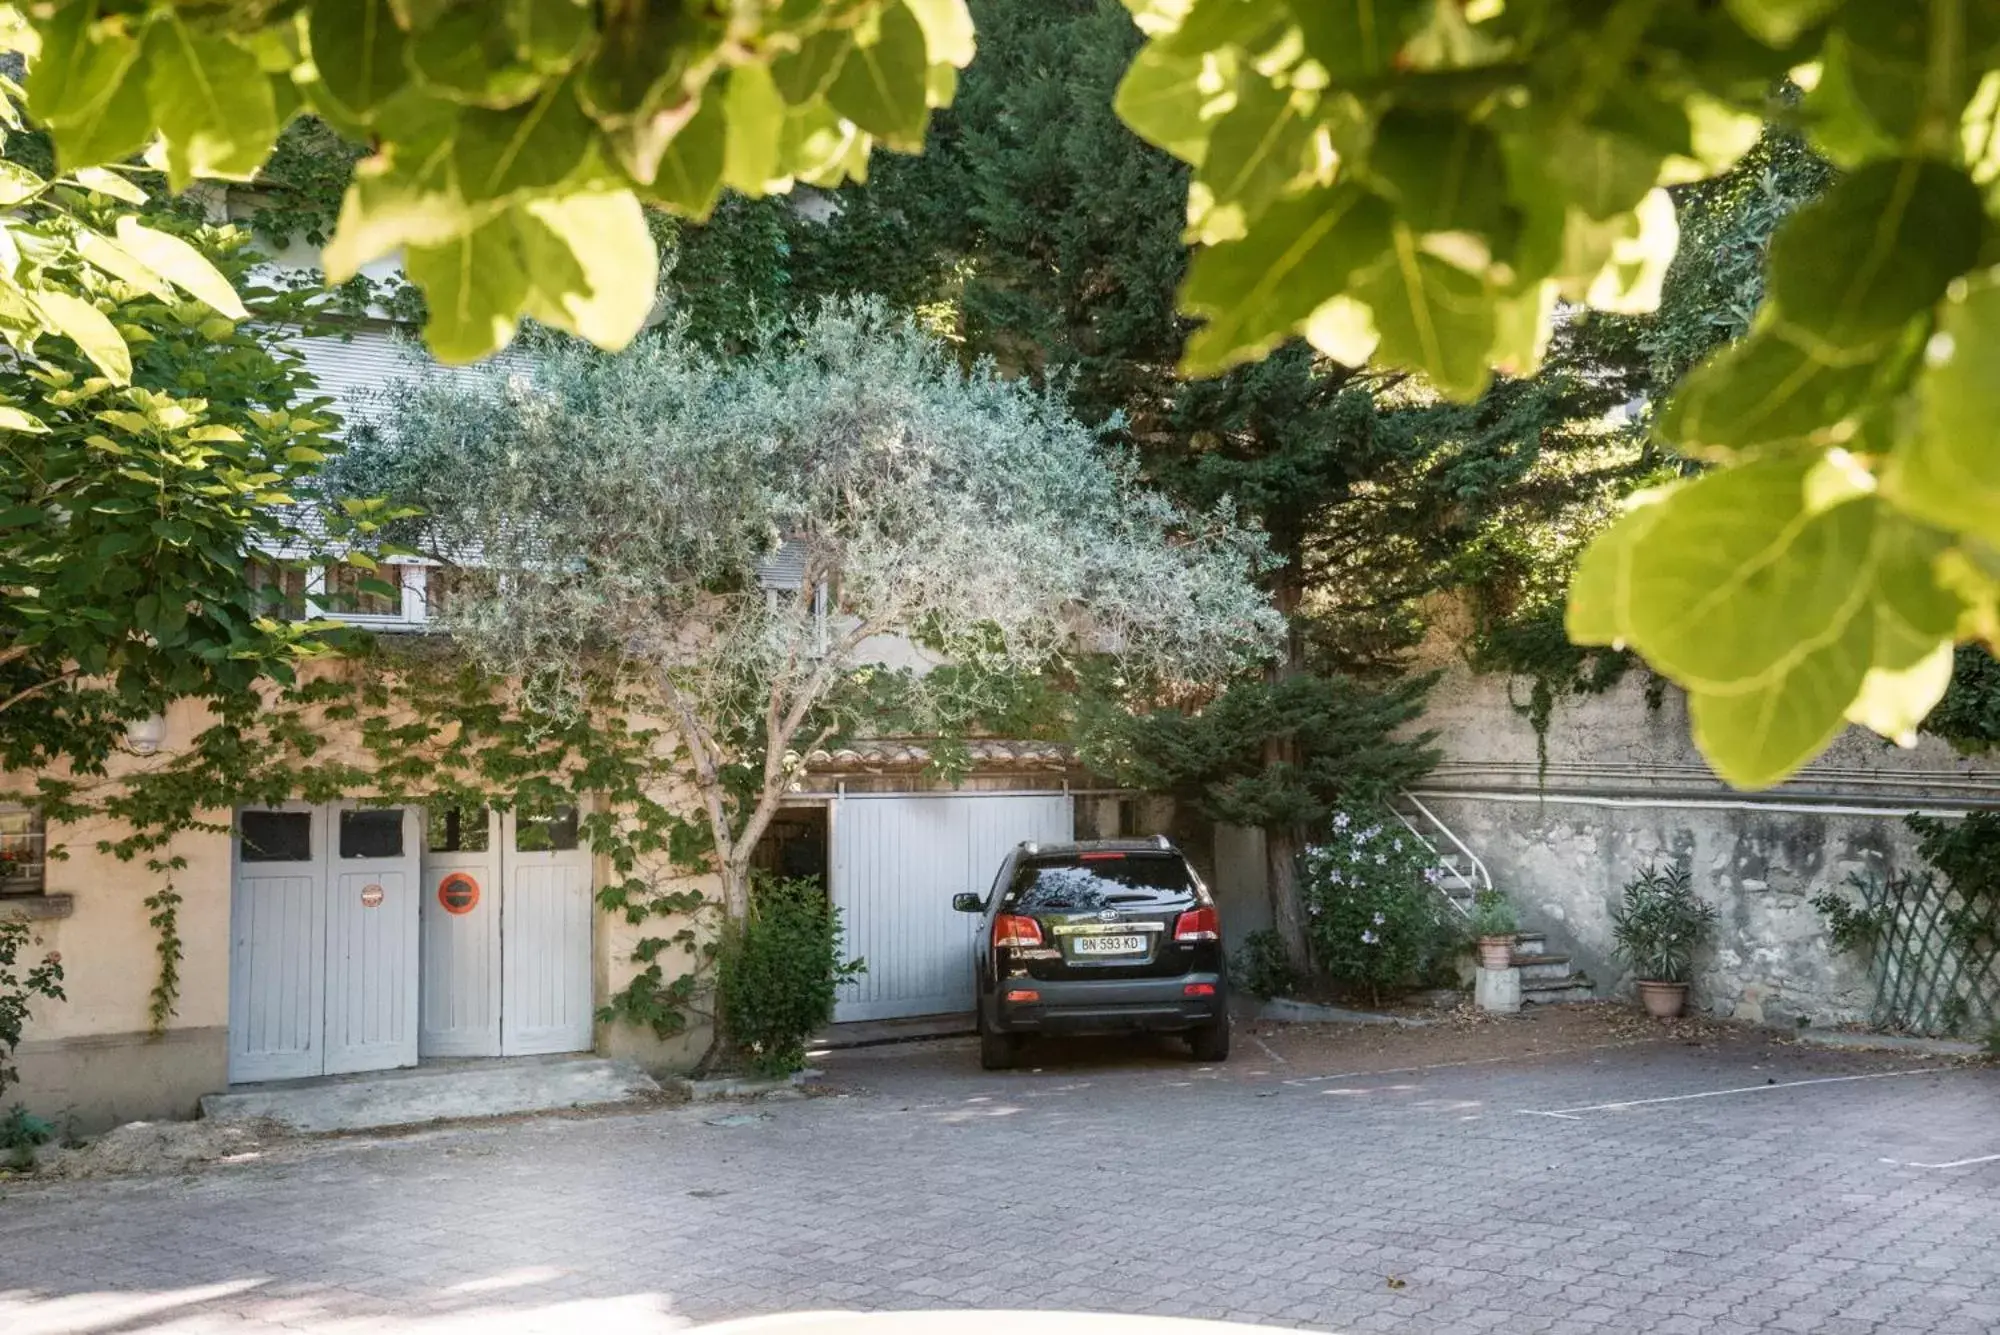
[339,301,1280,919]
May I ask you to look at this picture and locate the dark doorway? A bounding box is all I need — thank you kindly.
[751,804,830,886]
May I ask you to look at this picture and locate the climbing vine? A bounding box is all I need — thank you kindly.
[19,641,725,1042]
[1924,647,2000,755]
[240,117,428,328]
[247,119,362,251]
[142,870,182,1035]
[1454,394,1666,774]
[1456,125,1832,761]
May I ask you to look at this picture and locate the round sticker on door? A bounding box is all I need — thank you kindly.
[437,872,480,915]
[359,883,385,909]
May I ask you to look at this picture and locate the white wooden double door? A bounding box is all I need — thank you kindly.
[228,804,592,1083]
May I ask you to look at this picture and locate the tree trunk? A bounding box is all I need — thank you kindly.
[1263,520,1311,976]
[720,856,752,923]
[1265,823,1310,975]
[702,854,758,1074]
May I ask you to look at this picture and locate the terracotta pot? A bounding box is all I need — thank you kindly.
[1476,936,1515,971]
[1636,980,1688,1018]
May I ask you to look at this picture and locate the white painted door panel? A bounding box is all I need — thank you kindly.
[228,805,326,1083]
[323,805,420,1075]
[420,811,502,1058]
[831,794,1073,1022]
[235,800,591,1079]
[500,813,594,1055]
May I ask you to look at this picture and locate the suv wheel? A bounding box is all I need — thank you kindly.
[979,1026,1022,1070]
[1187,1013,1230,1063]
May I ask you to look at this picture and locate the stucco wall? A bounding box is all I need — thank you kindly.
[592,856,718,1073]
[21,818,235,1043]
[5,695,236,1048]
[0,696,234,1128]
[1,686,732,1123]
[1208,824,1273,954]
[1409,663,2000,1027]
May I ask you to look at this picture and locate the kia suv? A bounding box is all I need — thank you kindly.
[953,837,1229,1069]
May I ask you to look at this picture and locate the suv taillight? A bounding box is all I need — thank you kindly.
[1173,906,1220,942]
[993,914,1043,950]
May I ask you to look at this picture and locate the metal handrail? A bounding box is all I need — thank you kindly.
[1390,791,1490,919]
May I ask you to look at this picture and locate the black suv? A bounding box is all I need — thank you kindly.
[953,837,1230,1069]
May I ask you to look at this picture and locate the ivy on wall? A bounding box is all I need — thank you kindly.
[20,642,721,1040]
[1924,648,2000,755]
[241,117,429,328]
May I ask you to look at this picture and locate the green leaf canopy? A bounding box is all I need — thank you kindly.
[1115,0,2000,788]
[16,0,980,364]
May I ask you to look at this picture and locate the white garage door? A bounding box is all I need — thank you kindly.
[235,800,593,1084]
[229,803,421,1083]
[499,810,595,1056]
[831,793,1073,1022]
[419,806,595,1060]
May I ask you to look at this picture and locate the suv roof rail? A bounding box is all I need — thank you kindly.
[1155,833,1172,849]
[1022,841,1039,855]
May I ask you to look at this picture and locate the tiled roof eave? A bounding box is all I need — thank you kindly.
[803,738,1078,774]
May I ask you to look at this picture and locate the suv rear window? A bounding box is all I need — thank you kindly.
[1008,853,1195,913]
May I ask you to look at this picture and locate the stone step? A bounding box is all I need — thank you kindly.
[1521,973,1596,1006]
[1512,951,1575,983]
[200,1056,661,1134]
[1514,931,1549,956]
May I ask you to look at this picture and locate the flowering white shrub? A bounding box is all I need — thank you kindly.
[1299,808,1462,1001]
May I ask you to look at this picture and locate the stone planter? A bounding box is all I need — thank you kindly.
[1476,936,1515,971]
[1636,980,1688,1018]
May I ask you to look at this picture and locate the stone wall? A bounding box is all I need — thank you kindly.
[1408,664,2000,1028]
[1413,794,1902,1024]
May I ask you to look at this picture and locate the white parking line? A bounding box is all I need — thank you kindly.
[1516,1066,1953,1118]
[1879,1153,2000,1169]
[1248,1033,1288,1065]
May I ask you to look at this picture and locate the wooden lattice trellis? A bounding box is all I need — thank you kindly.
[1853,868,2000,1038]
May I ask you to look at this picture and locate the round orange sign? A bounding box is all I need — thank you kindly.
[438,872,480,916]
[359,883,385,909]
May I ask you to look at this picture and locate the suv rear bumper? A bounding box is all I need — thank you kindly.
[989,973,1226,1035]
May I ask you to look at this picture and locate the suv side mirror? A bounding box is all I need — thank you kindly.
[951,893,983,913]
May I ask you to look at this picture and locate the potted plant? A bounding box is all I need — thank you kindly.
[1468,889,1518,971]
[1610,865,1718,1018]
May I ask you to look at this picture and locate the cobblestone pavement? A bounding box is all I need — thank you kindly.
[2,1020,1998,1335]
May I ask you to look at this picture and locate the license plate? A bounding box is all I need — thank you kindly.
[1072,934,1145,956]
